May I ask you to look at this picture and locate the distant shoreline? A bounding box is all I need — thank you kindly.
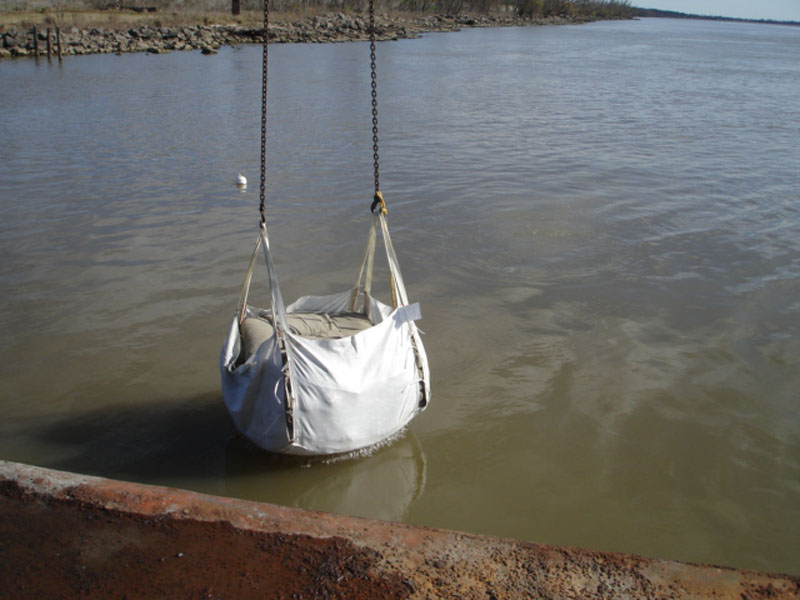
[634,8,800,27]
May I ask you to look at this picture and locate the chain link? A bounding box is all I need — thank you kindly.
[369,0,380,197]
[259,0,269,229]
[261,0,376,217]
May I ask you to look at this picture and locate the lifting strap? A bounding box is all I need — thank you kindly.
[348,212,405,315]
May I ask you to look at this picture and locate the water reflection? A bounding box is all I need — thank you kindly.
[224,432,428,522]
[1,393,427,523]
[0,395,233,482]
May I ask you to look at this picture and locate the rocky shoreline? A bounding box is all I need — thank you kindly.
[0,12,602,59]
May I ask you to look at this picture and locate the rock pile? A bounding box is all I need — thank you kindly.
[0,12,596,59]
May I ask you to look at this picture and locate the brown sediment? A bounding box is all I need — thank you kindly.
[1,460,799,599]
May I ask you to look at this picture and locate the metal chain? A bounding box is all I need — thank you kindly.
[369,0,380,198]
[259,0,269,229]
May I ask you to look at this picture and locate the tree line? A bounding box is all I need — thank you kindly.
[87,0,636,18]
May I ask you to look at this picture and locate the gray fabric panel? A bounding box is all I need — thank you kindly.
[240,317,275,359]
[329,314,374,336]
[240,312,373,359]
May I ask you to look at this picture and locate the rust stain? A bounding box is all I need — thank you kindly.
[1,461,799,599]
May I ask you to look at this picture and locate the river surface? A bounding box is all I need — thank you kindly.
[1,17,799,575]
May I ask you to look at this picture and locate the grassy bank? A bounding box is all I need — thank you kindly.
[1,0,635,59]
[0,0,635,30]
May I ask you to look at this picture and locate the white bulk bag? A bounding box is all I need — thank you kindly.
[220,212,430,455]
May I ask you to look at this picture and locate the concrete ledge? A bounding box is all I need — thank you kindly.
[1,460,798,599]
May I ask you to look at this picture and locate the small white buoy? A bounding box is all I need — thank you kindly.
[236,173,247,193]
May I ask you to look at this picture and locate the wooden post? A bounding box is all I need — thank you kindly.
[56,26,62,62]
[33,26,40,57]
[46,27,52,59]
[232,0,240,15]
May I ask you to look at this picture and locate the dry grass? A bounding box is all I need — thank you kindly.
[0,4,376,29]
[0,0,634,29]
[0,9,257,29]
[0,8,343,29]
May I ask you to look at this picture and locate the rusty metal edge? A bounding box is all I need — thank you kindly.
[2,459,798,599]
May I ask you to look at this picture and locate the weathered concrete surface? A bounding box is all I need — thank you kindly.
[0,460,797,599]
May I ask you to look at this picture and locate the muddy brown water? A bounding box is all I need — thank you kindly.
[1,18,799,575]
